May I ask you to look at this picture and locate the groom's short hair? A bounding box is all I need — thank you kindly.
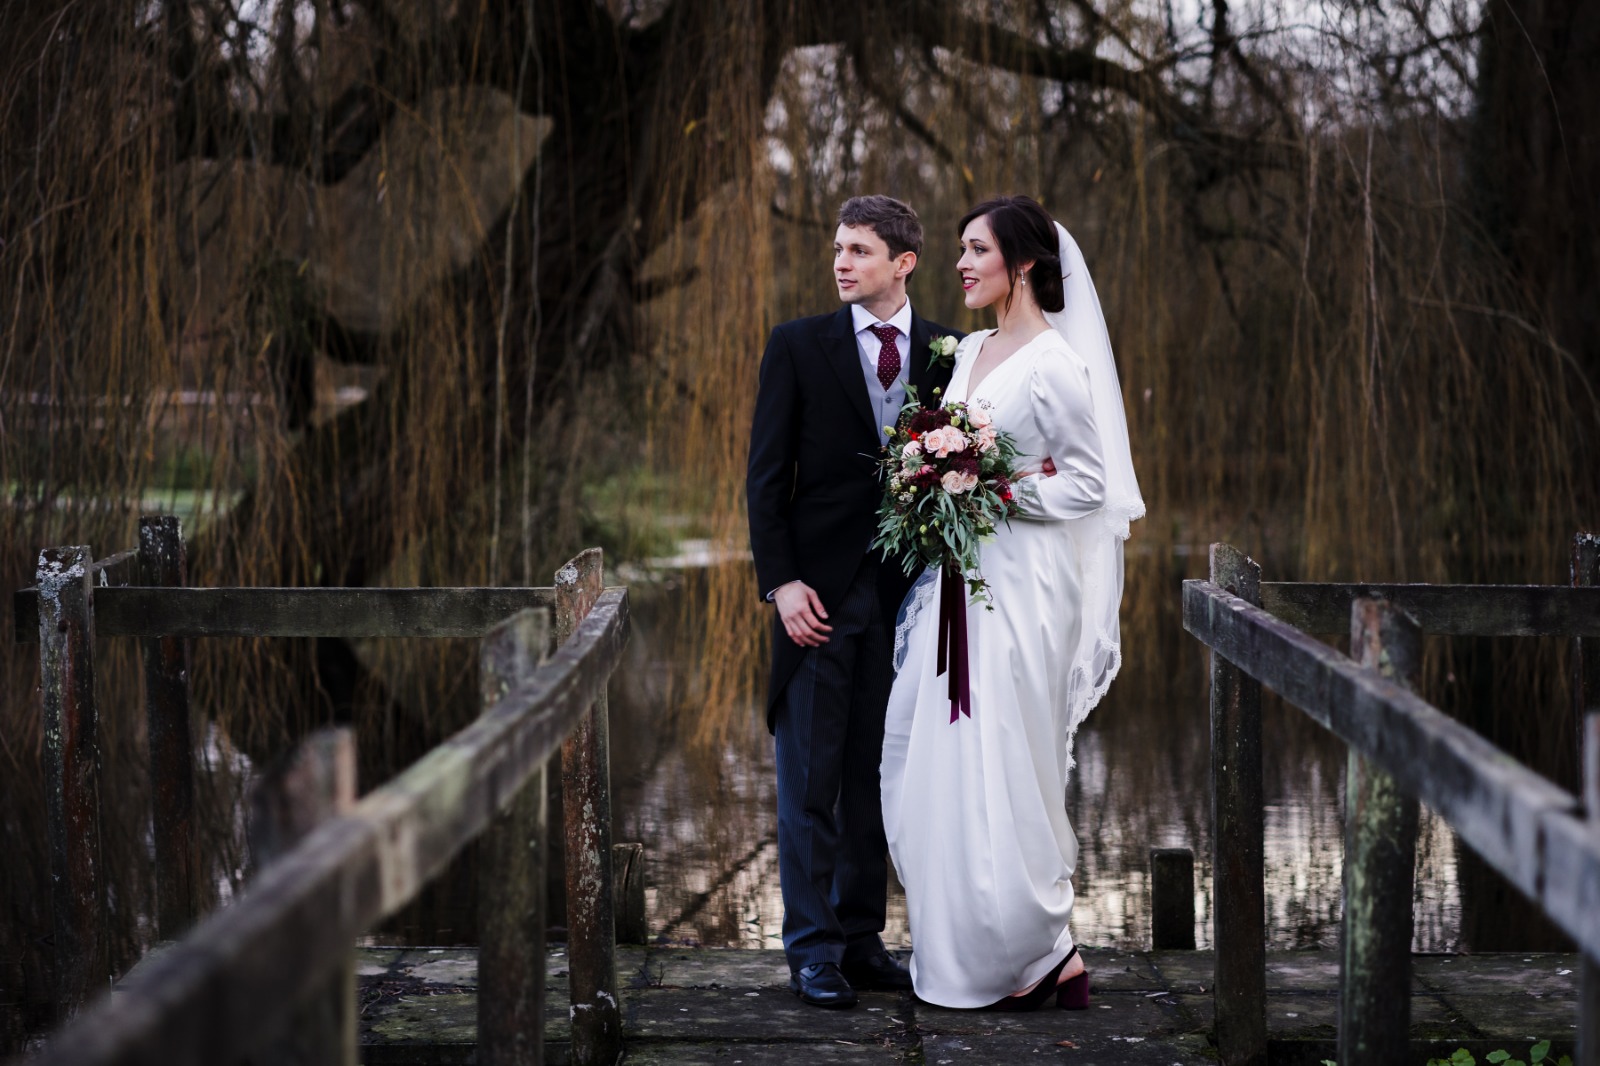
[838,195,923,261]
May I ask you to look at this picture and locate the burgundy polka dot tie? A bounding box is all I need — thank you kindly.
[868,324,901,390]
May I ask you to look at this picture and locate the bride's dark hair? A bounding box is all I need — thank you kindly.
[958,195,1065,314]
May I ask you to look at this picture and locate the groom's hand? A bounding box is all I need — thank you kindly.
[774,580,832,646]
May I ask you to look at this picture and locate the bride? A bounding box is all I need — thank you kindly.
[879,195,1143,1010]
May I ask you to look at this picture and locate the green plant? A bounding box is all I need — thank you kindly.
[1422,1039,1571,1066]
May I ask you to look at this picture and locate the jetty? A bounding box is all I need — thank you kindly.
[352,943,1585,1065]
[10,527,1600,1065]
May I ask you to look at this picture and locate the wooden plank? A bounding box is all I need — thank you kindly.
[91,549,141,588]
[1260,581,1600,637]
[16,579,1595,642]
[14,586,559,642]
[478,608,552,1066]
[37,546,107,1016]
[1579,530,1600,1066]
[1339,599,1421,1066]
[1183,578,1600,959]
[28,589,629,1066]
[1208,544,1266,1066]
[138,518,199,939]
[1581,711,1600,1066]
[557,550,622,1066]
[246,729,358,1066]
[1148,848,1195,950]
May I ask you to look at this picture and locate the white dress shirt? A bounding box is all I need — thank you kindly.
[851,300,914,374]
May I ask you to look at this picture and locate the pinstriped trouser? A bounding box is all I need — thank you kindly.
[772,558,893,972]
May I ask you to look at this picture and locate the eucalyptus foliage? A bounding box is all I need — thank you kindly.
[872,385,1024,602]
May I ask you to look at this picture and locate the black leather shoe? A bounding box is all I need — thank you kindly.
[840,951,913,990]
[788,962,858,1008]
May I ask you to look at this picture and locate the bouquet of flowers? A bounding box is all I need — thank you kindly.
[874,386,1026,722]
[874,386,1024,603]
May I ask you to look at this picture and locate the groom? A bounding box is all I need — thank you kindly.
[746,195,959,1008]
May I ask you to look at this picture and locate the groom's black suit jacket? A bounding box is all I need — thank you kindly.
[746,305,960,729]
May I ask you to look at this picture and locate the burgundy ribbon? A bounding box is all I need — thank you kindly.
[935,562,971,723]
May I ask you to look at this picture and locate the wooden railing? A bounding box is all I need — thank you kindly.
[12,517,634,1066]
[1184,537,1600,1066]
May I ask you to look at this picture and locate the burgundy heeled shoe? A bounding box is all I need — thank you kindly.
[984,947,1077,1012]
[1056,964,1090,1010]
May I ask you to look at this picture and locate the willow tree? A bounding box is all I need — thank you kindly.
[2,0,1596,1035]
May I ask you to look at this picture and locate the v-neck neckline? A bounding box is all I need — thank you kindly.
[963,328,1053,400]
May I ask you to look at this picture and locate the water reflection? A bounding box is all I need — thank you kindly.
[613,566,1464,954]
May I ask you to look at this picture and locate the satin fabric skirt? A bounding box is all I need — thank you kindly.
[880,519,1083,1008]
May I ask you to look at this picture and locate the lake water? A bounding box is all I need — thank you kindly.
[608,568,1469,956]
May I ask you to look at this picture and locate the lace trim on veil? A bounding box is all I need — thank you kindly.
[892,566,938,674]
[1059,502,1138,773]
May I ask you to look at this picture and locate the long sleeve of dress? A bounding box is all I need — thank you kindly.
[1015,345,1106,521]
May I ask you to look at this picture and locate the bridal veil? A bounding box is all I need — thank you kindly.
[1044,221,1144,746]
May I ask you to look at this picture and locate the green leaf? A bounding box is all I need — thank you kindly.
[1528,1041,1550,1063]
[1451,1052,1477,1066]
[1486,1053,1510,1064]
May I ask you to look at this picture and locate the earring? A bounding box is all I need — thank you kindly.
[1020,272,1028,287]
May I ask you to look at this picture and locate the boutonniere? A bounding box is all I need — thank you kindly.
[927,334,957,370]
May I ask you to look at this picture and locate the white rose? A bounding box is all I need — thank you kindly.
[976,427,997,452]
[940,470,971,494]
[968,404,993,429]
[901,440,923,459]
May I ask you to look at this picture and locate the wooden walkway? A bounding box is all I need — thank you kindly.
[16,530,1600,1065]
[354,945,1583,1065]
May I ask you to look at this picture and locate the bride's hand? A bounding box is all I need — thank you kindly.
[1014,457,1058,480]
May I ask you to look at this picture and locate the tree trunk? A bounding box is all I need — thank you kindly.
[1473,0,1600,386]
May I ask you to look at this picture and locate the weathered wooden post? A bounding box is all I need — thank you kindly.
[557,549,622,1066]
[1338,598,1422,1066]
[613,843,648,945]
[37,546,106,1016]
[1150,847,1196,950]
[1209,543,1266,1066]
[478,607,553,1066]
[1576,531,1600,1066]
[247,728,358,1065]
[1581,711,1599,1066]
[139,516,200,939]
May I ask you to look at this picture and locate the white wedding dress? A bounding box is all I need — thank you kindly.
[879,326,1112,1008]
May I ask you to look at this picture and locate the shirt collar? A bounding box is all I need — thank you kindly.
[851,300,913,338]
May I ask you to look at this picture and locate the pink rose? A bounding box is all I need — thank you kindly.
[923,424,968,458]
[901,440,923,459]
[975,427,997,452]
[940,470,979,495]
[968,404,993,429]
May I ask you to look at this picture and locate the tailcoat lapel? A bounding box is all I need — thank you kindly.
[907,312,946,408]
[820,306,879,439]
